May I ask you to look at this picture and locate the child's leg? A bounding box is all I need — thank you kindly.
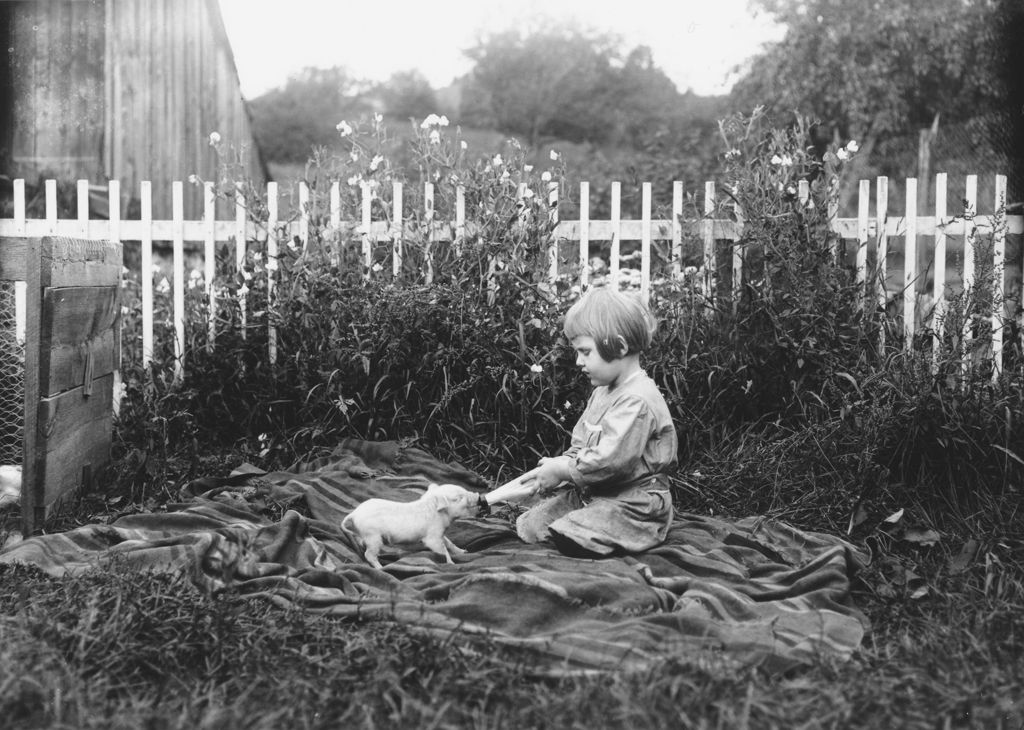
[515,489,584,543]
[547,487,673,556]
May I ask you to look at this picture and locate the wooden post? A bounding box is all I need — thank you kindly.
[856,179,870,306]
[203,181,216,351]
[235,182,247,338]
[424,183,434,285]
[962,174,978,372]
[703,181,715,302]
[361,181,372,277]
[876,177,889,351]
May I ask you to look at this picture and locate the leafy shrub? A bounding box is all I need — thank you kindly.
[114,110,1022,534]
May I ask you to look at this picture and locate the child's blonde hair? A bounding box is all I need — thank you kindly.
[563,286,656,360]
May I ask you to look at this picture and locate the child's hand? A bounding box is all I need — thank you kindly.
[529,457,572,493]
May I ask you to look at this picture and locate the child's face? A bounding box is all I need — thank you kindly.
[571,335,630,388]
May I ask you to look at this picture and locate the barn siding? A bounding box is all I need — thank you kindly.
[2,0,267,219]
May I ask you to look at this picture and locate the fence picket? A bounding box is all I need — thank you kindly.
[641,182,651,306]
[361,181,372,277]
[933,173,948,348]
[455,184,465,257]
[610,181,621,286]
[671,181,683,277]
[703,181,715,300]
[903,178,918,349]
[13,180,25,344]
[876,176,889,350]
[172,181,185,382]
[204,182,216,350]
[856,179,869,301]
[109,180,122,416]
[393,182,404,277]
[298,182,309,250]
[424,182,434,285]
[548,181,559,282]
[235,183,247,338]
[579,181,590,289]
[267,181,278,365]
[329,181,340,267]
[140,181,153,367]
[962,175,978,371]
[992,174,1007,376]
[77,180,89,237]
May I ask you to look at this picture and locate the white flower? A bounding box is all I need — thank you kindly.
[252,251,262,262]
[500,170,510,182]
[371,262,383,272]
[188,174,199,184]
[241,268,252,281]
[429,129,440,145]
[438,115,449,127]
[564,400,571,409]
[460,140,468,150]
[287,239,298,251]
[373,112,383,124]
[529,363,543,373]
[725,148,741,160]
[524,164,534,172]
[771,154,783,165]
[846,140,859,153]
[266,258,278,272]
[189,269,202,280]
[157,277,170,293]
[684,265,698,276]
[492,154,503,167]
[786,185,797,195]
[336,120,352,137]
[549,150,560,161]
[781,154,793,167]
[541,171,552,183]
[522,188,534,199]
[836,148,850,161]
[420,113,440,128]
[370,154,383,171]
[347,175,360,186]
[238,283,249,297]
[208,131,221,146]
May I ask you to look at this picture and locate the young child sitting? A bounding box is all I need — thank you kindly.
[514,286,678,557]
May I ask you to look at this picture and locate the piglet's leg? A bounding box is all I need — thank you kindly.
[362,535,385,569]
[442,536,467,556]
[422,534,454,563]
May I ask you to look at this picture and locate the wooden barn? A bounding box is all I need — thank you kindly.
[0,0,268,219]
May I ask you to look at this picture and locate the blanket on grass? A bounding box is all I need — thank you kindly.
[0,439,870,674]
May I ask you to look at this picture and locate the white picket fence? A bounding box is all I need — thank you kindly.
[1,174,1020,381]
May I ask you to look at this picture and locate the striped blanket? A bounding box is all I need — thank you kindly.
[0,439,869,674]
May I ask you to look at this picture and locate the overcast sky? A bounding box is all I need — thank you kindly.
[217,0,784,99]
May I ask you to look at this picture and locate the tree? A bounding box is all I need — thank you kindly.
[730,0,1006,149]
[374,70,439,123]
[462,24,619,146]
[249,67,372,162]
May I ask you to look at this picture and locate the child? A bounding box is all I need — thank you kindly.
[514,286,677,557]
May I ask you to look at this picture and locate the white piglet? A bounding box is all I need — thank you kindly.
[341,482,479,568]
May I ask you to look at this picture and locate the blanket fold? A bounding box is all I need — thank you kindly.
[0,439,869,674]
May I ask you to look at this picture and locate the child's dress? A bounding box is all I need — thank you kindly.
[516,370,677,556]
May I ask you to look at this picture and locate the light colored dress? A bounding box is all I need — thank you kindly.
[516,370,677,556]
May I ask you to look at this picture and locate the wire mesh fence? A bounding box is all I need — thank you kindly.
[0,281,24,467]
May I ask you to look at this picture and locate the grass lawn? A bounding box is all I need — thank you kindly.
[1,452,1021,730]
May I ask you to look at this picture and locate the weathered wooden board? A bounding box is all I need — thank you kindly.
[0,237,29,281]
[22,236,121,535]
